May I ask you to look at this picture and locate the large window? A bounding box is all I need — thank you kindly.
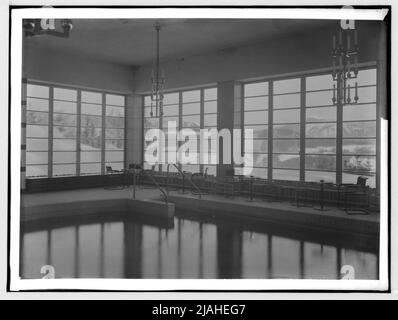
[239,67,378,187]
[25,83,126,178]
[143,87,218,175]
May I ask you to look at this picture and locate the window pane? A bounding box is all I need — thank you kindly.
[54,88,77,101]
[82,91,102,104]
[273,154,300,169]
[105,128,124,139]
[343,155,376,173]
[306,74,334,91]
[27,111,48,125]
[273,169,299,181]
[82,115,102,127]
[54,100,77,114]
[53,139,76,151]
[306,106,336,122]
[82,103,102,115]
[305,139,336,154]
[245,125,268,138]
[27,125,48,138]
[244,82,268,97]
[273,93,300,109]
[26,165,48,177]
[106,106,124,117]
[253,154,268,167]
[350,86,376,103]
[53,151,76,164]
[305,170,336,183]
[81,139,101,151]
[182,115,200,128]
[273,124,300,138]
[343,121,376,137]
[245,167,267,178]
[105,139,124,150]
[53,164,76,176]
[356,69,377,86]
[343,139,376,155]
[81,151,101,163]
[204,114,217,126]
[27,84,49,98]
[163,93,179,105]
[273,139,300,153]
[53,126,77,138]
[106,94,124,106]
[244,96,268,111]
[204,88,217,100]
[163,104,179,116]
[306,90,333,107]
[204,101,217,113]
[81,163,101,175]
[182,90,200,103]
[144,96,151,106]
[26,152,48,165]
[253,139,268,153]
[305,155,336,171]
[244,111,268,125]
[27,98,48,112]
[53,113,76,126]
[182,102,200,115]
[81,127,101,141]
[273,109,300,123]
[106,151,124,162]
[306,123,336,138]
[343,104,376,121]
[274,78,300,94]
[26,138,48,151]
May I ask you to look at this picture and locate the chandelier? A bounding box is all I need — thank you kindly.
[331,27,359,105]
[150,23,165,118]
[23,19,73,38]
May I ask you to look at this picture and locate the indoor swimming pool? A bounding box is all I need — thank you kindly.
[20,210,379,280]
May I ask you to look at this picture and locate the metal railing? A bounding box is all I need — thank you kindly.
[130,166,168,203]
[166,164,203,199]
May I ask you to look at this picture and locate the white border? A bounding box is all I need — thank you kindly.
[9,7,389,292]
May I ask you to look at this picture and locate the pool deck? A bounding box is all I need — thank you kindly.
[20,186,379,235]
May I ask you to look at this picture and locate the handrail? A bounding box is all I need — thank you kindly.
[141,169,168,203]
[167,164,203,199]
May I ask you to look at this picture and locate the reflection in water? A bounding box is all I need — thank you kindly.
[20,212,378,280]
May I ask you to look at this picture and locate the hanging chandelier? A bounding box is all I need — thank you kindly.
[331,26,359,105]
[150,22,165,118]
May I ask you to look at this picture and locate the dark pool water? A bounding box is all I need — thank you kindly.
[20,211,378,280]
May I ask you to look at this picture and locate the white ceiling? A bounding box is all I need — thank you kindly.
[24,19,334,67]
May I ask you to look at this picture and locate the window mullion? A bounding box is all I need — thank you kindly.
[48,87,54,178]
